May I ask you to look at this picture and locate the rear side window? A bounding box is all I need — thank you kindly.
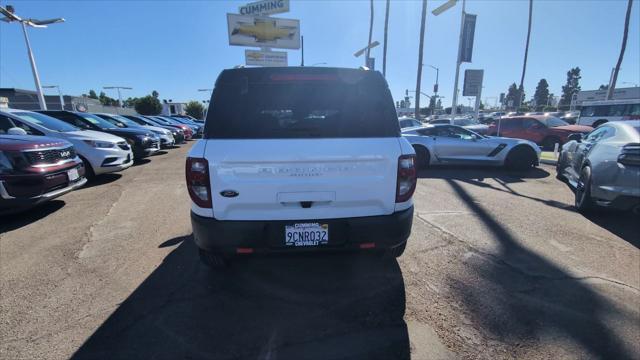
[205,71,399,139]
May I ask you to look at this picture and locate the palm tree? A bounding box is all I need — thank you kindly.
[383,0,390,77]
[607,0,633,100]
[518,0,533,108]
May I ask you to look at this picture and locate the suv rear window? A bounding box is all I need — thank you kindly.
[204,69,399,139]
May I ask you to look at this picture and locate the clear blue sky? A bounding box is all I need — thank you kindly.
[1,0,639,108]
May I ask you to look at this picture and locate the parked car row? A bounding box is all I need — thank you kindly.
[0,108,201,214]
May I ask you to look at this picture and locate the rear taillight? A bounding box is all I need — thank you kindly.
[618,143,640,167]
[396,154,417,203]
[186,157,212,208]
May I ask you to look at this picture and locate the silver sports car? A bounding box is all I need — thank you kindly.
[402,124,541,170]
[556,120,640,213]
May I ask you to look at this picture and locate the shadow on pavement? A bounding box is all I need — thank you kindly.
[585,211,640,249]
[132,158,151,166]
[0,200,65,234]
[79,173,122,190]
[446,179,638,359]
[72,236,409,360]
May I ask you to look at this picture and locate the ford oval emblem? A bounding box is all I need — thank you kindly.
[220,190,239,198]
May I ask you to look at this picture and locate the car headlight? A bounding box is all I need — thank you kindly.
[0,151,14,173]
[83,140,116,148]
[136,135,150,141]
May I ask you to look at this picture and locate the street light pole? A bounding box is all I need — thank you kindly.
[428,64,439,107]
[42,85,64,110]
[20,22,47,110]
[103,86,132,114]
[451,0,466,117]
[1,5,65,110]
[414,0,428,119]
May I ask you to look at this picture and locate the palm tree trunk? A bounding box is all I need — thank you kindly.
[366,0,374,63]
[415,0,427,119]
[518,0,533,108]
[607,0,633,100]
[383,0,390,77]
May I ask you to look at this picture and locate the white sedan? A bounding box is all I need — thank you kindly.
[402,124,541,170]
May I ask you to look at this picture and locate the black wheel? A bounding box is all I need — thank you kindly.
[413,146,430,169]
[386,241,407,258]
[505,146,536,171]
[198,248,228,268]
[575,166,594,212]
[592,119,607,128]
[80,157,95,180]
[542,136,561,151]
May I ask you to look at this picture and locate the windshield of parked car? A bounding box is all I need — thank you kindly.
[205,71,398,139]
[77,113,118,130]
[111,115,141,128]
[539,117,569,127]
[12,111,79,132]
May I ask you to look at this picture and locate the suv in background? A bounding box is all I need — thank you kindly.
[489,115,592,150]
[1,135,86,214]
[187,67,416,267]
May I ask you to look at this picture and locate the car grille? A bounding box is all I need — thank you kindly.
[24,146,76,165]
[117,141,130,150]
[150,139,159,148]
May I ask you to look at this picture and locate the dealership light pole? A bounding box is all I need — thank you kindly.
[198,88,213,100]
[42,85,64,110]
[354,41,380,67]
[0,5,65,110]
[103,86,132,114]
[432,0,465,117]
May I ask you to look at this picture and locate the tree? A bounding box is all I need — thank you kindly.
[185,101,205,120]
[151,90,159,98]
[436,98,442,110]
[533,79,550,110]
[518,0,533,108]
[560,67,581,106]
[599,84,609,90]
[607,0,633,99]
[505,83,519,109]
[135,95,162,115]
[88,90,98,99]
[428,96,436,112]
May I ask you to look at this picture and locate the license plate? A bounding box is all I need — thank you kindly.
[285,223,329,247]
[67,168,79,181]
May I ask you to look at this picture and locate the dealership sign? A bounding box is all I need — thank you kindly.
[227,13,300,49]
[239,0,290,16]
[463,69,483,97]
[245,49,287,67]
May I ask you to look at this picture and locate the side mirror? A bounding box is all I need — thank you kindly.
[7,127,28,136]
[568,133,583,143]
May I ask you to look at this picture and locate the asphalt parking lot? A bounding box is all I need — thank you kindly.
[1,142,638,360]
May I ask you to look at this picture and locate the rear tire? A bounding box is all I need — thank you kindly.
[198,248,228,268]
[505,146,536,171]
[413,146,430,169]
[575,166,595,213]
[542,136,561,151]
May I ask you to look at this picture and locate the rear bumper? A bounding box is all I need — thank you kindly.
[191,206,414,254]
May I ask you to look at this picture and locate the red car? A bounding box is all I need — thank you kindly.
[488,115,592,150]
[0,135,86,215]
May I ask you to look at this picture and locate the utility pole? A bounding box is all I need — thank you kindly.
[382,0,390,77]
[607,0,633,100]
[300,35,305,66]
[415,0,427,120]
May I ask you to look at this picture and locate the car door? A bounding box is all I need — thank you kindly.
[496,118,522,138]
[432,126,494,164]
[567,127,608,184]
[522,118,547,143]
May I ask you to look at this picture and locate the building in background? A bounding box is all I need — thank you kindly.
[0,88,136,115]
[162,101,186,116]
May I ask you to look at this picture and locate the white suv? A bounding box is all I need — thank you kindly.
[186,67,417,267]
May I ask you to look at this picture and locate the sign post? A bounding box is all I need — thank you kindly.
[463,69,483,120]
